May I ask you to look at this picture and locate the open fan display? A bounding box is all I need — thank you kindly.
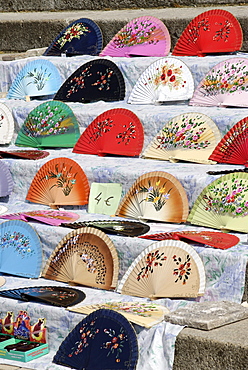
[116,171,189,223]
[100,16,170,57]
[44,18,103,57]
[73,108,144,157]
[117,239,206,299]
[172,9,243,56]
[188,172,248,233]
[15,101,80,148]
[0,149,49,160]
[0,220,42,278]
[53,308,138,370]
[42,227,119,290]
[209,116,248,166]
[128,57,194,105]
[26,157,90,208]
[189,57,248,108]
[54,58,125,103]
[0,161,13,197]
[0,103,14,144]
[7,59,61,100]
[142,112,221,164]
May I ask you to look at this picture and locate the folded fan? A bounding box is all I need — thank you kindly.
[0,161,13,197]
[0,150,49,160]
[0,103,14,144]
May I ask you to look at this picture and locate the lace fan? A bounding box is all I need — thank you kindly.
[0,103,14,144]
[0,161,13,197]
[54,58,125,103]
[26,157,90,208]
[117,239,205,299]
[172,9,243,56]
[189,57,248,108]
[100,16,170,57]
[142,112,221,164]
[73,108,144,156]
[43,18,103,56]
[42,227,119,290]
[116,171,189,223]
[15,101,80,148]
[188,172,248,233]
[0,150,49,160]
[128,57,194,105]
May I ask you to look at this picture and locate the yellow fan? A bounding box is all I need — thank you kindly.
[116,171,189,223]
[117,240,205,299]
[42,227,119,290]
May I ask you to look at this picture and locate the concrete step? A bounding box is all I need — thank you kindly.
[0,6,247,53]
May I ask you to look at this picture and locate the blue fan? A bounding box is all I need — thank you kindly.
[0,220,42,278]
[53,308,138,369]
[7,59,62,100]
[43,18,103,56]
[0,161,13,197]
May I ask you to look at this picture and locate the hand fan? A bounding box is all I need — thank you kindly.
[0,161,13,197]
[172,9,243,56]
[43,18,103,56]
[73,108,144,157]
[0,149,49,160]
[60,219,150,237]
[117,239,205,299]
[42,226,119,290]
[189,57,248,108]
[100,16,170,57]
[26,157,90,208]
[0,103,15,144]
[54,58,125,103]
[188,172,248,233]
[53,308,138,370]
[142,112,221,164]
[0,205,8,215]
[0,220,42,278]
[116,171,189,223]
[15,100,80,149]
[128,57,194,105]
[7,59,62,100]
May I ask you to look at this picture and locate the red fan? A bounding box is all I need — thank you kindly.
[73,108,144,156]
[0,149,49,160]
[172,9,243,56]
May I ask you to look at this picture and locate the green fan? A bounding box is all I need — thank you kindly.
[15,100,80,148]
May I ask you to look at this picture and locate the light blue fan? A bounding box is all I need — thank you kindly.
[7,59,62,100]
[0,220,42,278]
[0,161,13,197]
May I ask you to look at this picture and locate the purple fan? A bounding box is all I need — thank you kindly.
[0,161,13,197]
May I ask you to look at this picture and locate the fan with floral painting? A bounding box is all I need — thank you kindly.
[0,150,49,160]
[0,103,14,144]
[0,161,13,197]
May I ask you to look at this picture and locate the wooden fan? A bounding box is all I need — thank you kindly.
[189,57,248,108]
[172,9,243,56]
[26,157,90,208]
[73,108,144,156]
[142,112,221,164]
[0,103,14,144]
[117,239,205,299]
[188,172,248,233]
[0,150,49,160]
[100,16,171,57]
[42,227,119,290]
[116,171,189,223]
[0,161,13,197]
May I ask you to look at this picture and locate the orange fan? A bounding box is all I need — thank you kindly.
[172,9,243,56]
[26,157,90,208]
[42,227,119,290]
[116,171,189,223]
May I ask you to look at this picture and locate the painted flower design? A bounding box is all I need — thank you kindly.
[1,232,34,258]
[89,118,114,142]
[24,67,51,91]
[137,250,167,281]
[116,122,136,145]
[42,163,77,196]
[102,326,128,363]
[92,68,114,90]
[173,254,191,284]
[187,19,210,44]
[57,23,90,48]
[149,62,186,91]
[66,66,92,98]
[68,319,99,357]
[134,178,172,211]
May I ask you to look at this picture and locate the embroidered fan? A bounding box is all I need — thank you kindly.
[117,239,205,299]
[15,101,80,148]
[128,57,194,105]
[73,108,144,156]
[7,59,61,100]
[100,16,170,57]
[188,172,248,233]
[172,9,243,56]
[0,161,13,197]
[53,309,138,370]
[0,150,49,160]
[42,227,119,290]
[0,103,14,144]
[54,58,125,103]
[142,112,221,164]
[0,220,42,278]
[189,57,248,108]
[44,18,103,56]
[116,171,189,223]
[26,157,90,208]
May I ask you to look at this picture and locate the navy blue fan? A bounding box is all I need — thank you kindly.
[43,18,103,57]
[53,308,138,369]
[54,58,125,103]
